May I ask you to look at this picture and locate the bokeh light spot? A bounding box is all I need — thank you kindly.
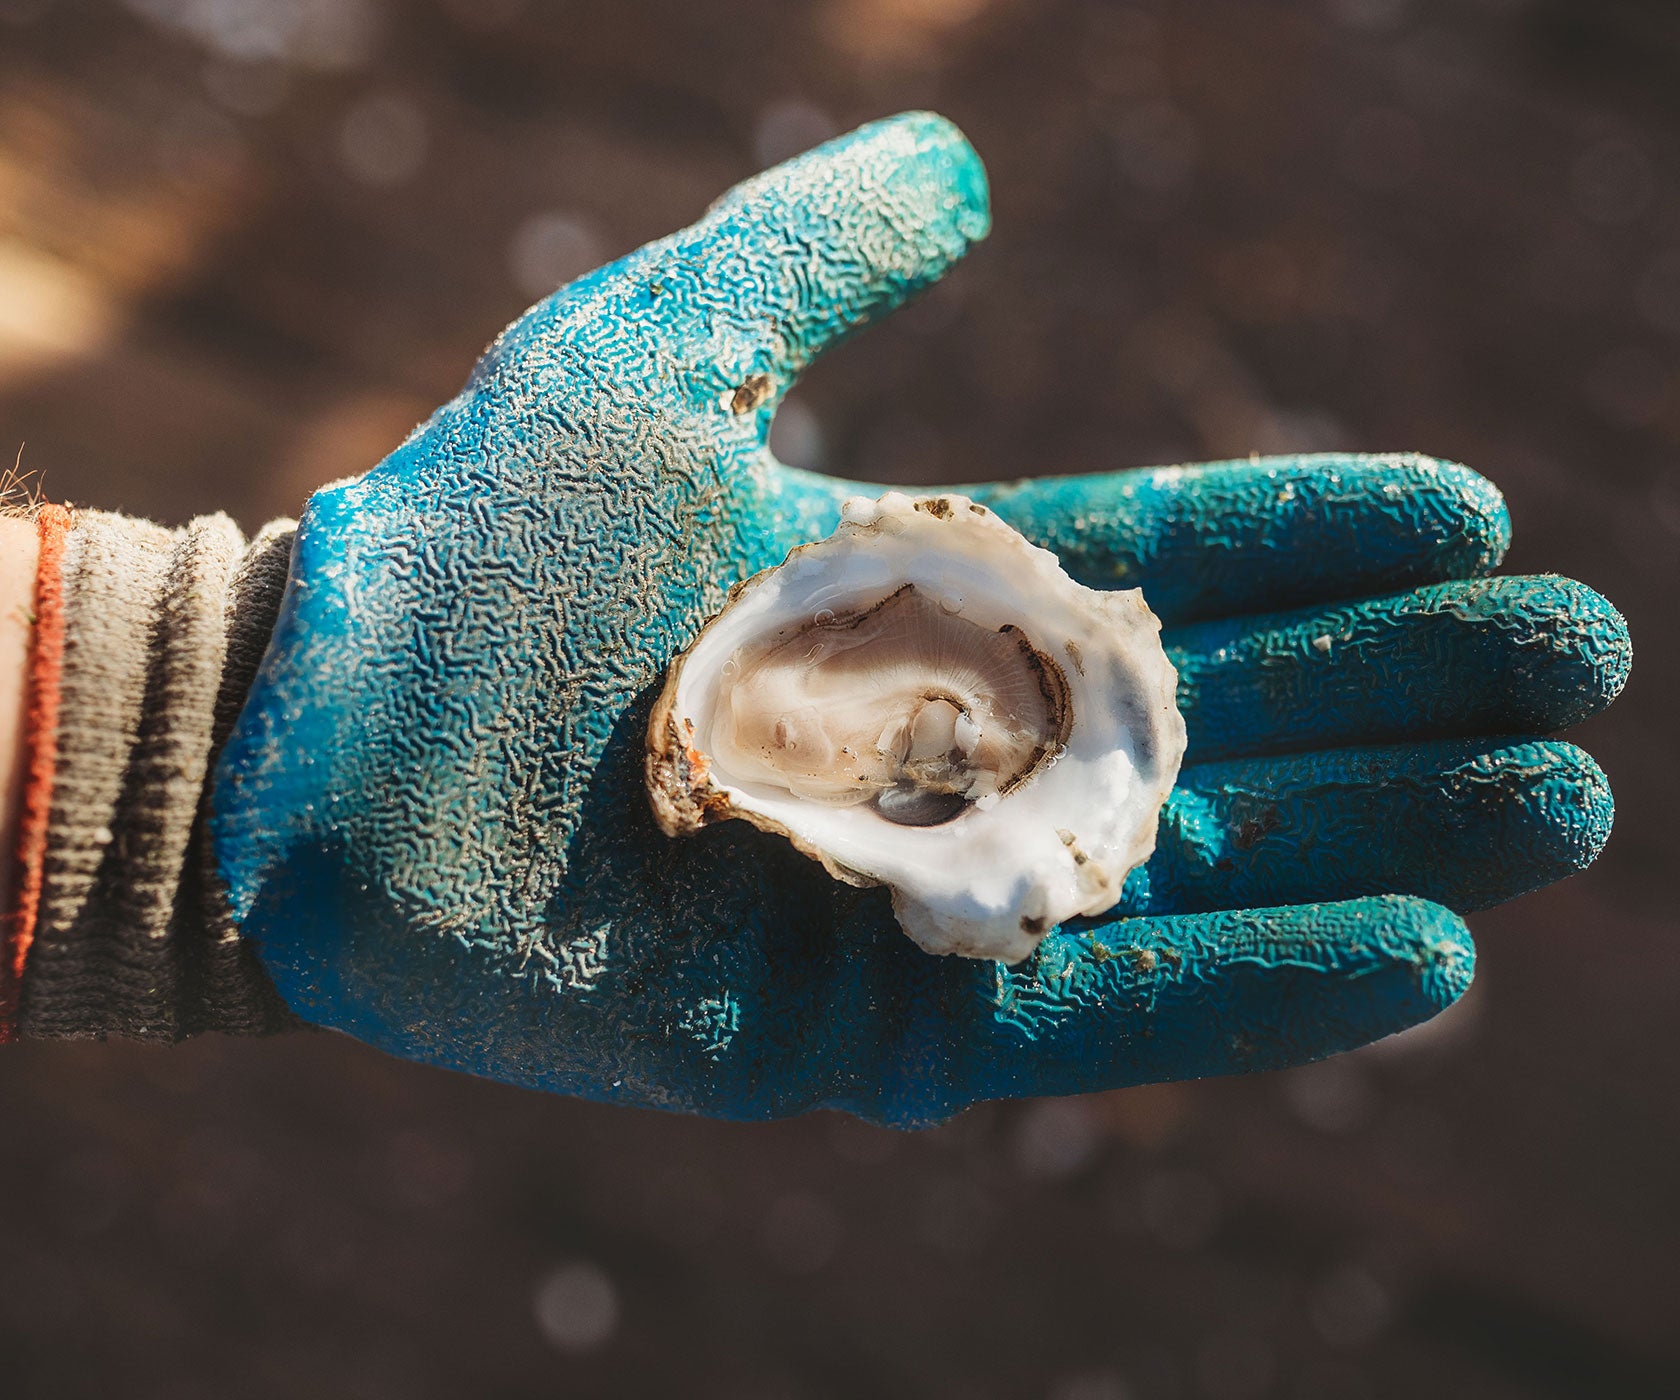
[533,1261,620,1354]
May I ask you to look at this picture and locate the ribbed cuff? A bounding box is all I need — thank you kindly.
[16,508,301,1040]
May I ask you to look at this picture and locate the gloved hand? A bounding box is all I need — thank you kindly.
[211,113,1628,1126]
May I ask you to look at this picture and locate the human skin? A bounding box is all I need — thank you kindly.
[0,516,37,922]
[204,113,1627,1126]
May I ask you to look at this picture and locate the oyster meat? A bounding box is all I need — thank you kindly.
[645,492,1185,962]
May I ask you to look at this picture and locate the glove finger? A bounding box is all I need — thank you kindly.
[871,896,1472,1124]
[962,453,1509,623]
[1170,575,1631,763]
[669,111,988,412]
[1128,737,1611,917]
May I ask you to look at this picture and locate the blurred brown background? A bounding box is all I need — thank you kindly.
[1,0,1675,1396]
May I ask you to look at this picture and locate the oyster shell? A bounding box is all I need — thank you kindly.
[645,492,1185,962]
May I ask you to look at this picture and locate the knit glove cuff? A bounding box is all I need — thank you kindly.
[13,507,300,1040]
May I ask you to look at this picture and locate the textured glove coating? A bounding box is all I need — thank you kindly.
[209,114,1626,1124]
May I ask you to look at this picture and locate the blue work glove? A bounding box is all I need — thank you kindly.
[211,113,1629,1126]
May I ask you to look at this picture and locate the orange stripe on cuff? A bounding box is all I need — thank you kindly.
[2,503,71,1042]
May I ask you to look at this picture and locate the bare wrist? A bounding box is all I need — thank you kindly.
[0,514,40,924]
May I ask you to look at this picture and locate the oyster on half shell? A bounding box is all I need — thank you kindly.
[645,492,1186,963]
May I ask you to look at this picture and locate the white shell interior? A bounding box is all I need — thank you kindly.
[710,583,1063,824]
[659,491,1185,963]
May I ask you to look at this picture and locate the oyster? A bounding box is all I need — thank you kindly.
[645,492,1185,962]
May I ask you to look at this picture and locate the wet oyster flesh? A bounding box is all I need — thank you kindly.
[646,492,1185,963]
